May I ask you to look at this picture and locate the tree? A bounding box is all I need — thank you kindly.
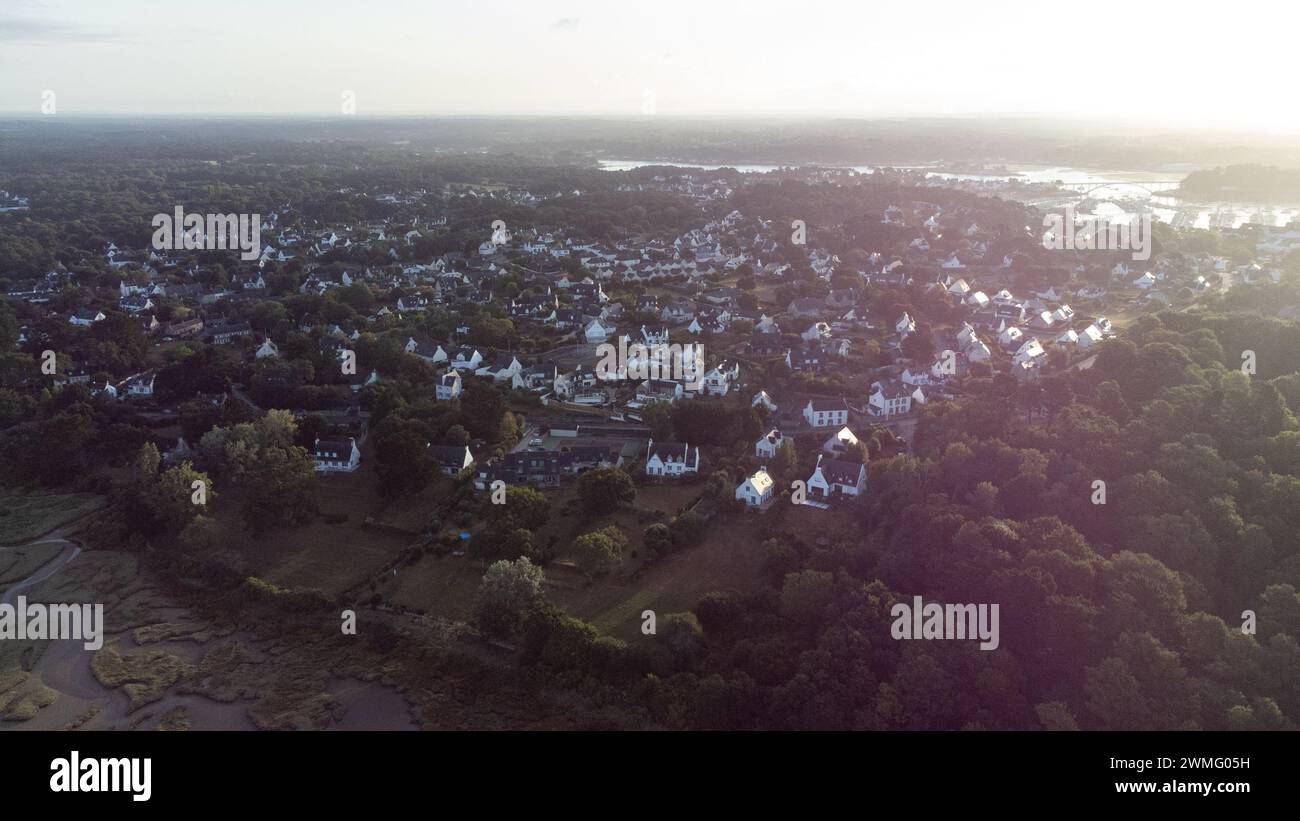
[571,525,627,577]
[458,379,506,441]
[474,557,545,639]
[780,570,834,627]
[472,526,534,564]
[575,466,636,513]
[669,510,706,547]
[373,423,435,497]
[241,445,318,533]
[150,461,214,536]
[33,407,98,486]
[901,331,935,362]
[659,612,705,668]
[643,522,674,558]
[502,485,550,530]
[641,402,674,442]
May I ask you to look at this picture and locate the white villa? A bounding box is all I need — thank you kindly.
[735,469,775,507]
[644,440,700,477]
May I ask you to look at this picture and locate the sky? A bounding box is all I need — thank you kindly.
[2,0,1298,131]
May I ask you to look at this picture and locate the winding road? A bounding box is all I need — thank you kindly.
[1,538,81,607]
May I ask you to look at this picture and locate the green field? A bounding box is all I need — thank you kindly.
[0,493,105,545]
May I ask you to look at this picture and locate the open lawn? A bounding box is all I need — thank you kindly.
[547,505,774,640]
[375,554,483,619]
[212,456,444,597]
[0,492,105,545]
[375,478,726,633]
[213,448,854,645]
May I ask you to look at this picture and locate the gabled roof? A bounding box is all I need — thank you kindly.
[428,444,472,468]
[742,469,774,494]
[817,457,864,487]
[647,441,694,462]
[806,397,848,412]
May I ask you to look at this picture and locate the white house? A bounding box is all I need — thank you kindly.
[428,444,474,477]
[69,310,106,326]
[803,398,849,428]
[584,319,613,344]
[405,336,447,363]
[449,347,485,371]
[1077,324,1106,348]
[476,353,523,383]
[867,380,912,417]
[735,469,774,507]
[1013,338,1046,367]
[436,370,462,400]
[640,324,669,346]
[645,440,700,477]
[702,361,739,396]
[755,429,784,460]
[637,379,684,403]
[752,390,779,413]
[256,339,279,359]
[313,437,361,473]
[822,426,859,457]
[801,322,832,343]
[896,312,916,336]
[396,296,429,313]
[807,454,867,500]
[123,371,155,397]
[998,326,1024,348]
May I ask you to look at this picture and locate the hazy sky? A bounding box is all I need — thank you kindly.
[2,0,1297,129]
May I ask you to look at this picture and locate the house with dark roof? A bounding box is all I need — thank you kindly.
[802,398,850,428]
[405,335,447,363]
[473,451,569,489]
[476,353,522,382]
[786,347,827,372]
[428,444,474,477]
[867,379,914,417]
[644,439,699,477]
[69,309,106,326]
[448,346,485,371]
[313,437,360,473]
[806,454,866,500]
[755,429,784,460]
[121,370,156,397]
[636,378,684,403]
[435,370,462,400]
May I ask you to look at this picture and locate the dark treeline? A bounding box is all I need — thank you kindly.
[511,288,1300,730]
[1177,165,1300,201]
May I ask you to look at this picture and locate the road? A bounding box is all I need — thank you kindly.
[1,538,81,607]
